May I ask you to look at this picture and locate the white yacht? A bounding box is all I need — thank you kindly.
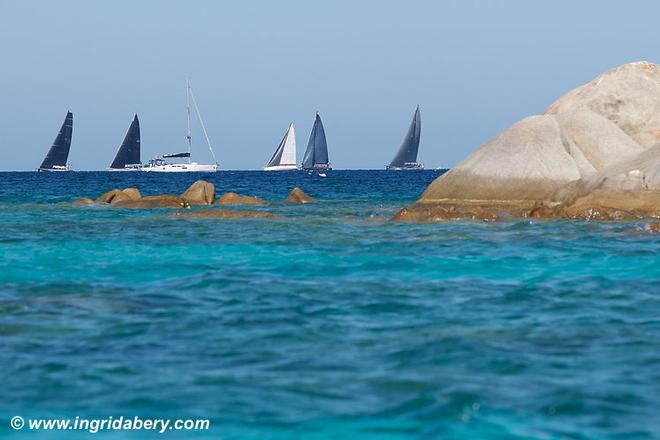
[143,80,218,173]
[264,123,297,171]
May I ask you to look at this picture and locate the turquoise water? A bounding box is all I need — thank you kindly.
[1,170,660,439]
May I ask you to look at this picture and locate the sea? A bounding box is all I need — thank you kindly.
[1,170,659,439]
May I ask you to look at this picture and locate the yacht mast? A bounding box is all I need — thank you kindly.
[188,82,218,164]
[186,79,192,164]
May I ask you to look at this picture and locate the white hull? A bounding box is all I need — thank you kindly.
[38,165,71,172]
[108,167,143,172]
[142,162,218,173]
[263,164,297,171]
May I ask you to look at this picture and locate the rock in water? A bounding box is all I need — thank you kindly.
[285,187,316,204]
[96,188,142,204]
[399,61,660,221]
[112,194,190,209]
[181,180,215,205]
[122,188,142,200]
[174,209,280,219]
[72,198,94,206]
[218,192,266,205]
[109,192,134,205]
[96,189,123,204]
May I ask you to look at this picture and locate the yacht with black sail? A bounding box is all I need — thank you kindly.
[109,114,142,171]
[264,123,297,171]
[38,111,73,172]
[302,113,331,171]
[386,106,423,170]
[143,80,218,173]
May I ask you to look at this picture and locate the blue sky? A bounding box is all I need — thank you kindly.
[0,0,658,170]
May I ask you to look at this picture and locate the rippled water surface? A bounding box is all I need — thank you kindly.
[1,170,660,439]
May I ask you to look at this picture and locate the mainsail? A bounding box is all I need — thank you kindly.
[110,114,141,169]
[302,113,330,170]
[266,123,296,168]
[388,106,421,168]
[39,112,73,170]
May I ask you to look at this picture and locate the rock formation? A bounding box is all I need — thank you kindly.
[95,188,142,205]
[395,61,660,221]
[181,180,216,205]
[218,192,266,205]
[121,188,142,200]
[285,187,316,204]
[112,195,190,209]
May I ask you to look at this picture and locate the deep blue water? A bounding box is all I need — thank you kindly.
[1,170,660,439]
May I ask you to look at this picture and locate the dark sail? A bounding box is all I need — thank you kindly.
[302,113,329,169]
[388,106,421,168]
[39,112,73,170]
[110,114,141,169]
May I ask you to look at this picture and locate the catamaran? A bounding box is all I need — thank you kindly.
[38,111,73,172]
[386,106,423,170]
[143,80,218,173]
[302,113,331,171]
[264,123,297,171]
[109,114,142,171]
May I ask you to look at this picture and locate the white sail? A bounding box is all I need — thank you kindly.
[264,123,297,171]
[281,124,296,166]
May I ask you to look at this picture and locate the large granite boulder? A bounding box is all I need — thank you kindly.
[285,187,316,204]
[397,61,660,221]
[529,145,660,220]
[218,192,266,205]
[181,180,215,206]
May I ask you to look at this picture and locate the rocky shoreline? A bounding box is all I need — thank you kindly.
[394,61,660,222]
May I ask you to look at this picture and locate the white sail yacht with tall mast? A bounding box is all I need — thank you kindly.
[264,123,297,171]
[143,80,218,173]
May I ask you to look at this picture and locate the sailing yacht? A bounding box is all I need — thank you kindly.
[302,113,331,170]
[143,80,218,173]
[109,114,142,171]
[264,123,297,171]
[38,111,73,172]
[386,106,424,170]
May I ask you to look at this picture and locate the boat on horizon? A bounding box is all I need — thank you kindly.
[109,114,142,171]
[302,113,331,171]
[386,106,423,170]
[264,123,297,171]
[38,111,73,172]
[143,80,218,173]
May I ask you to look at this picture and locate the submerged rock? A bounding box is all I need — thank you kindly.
[285,187,316,204]
[397,61,660,221]
[174,209,279,219]
[181,180,215,206]
[218,192,266,205]
[72,197,94,206]
[112,194,190,209]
